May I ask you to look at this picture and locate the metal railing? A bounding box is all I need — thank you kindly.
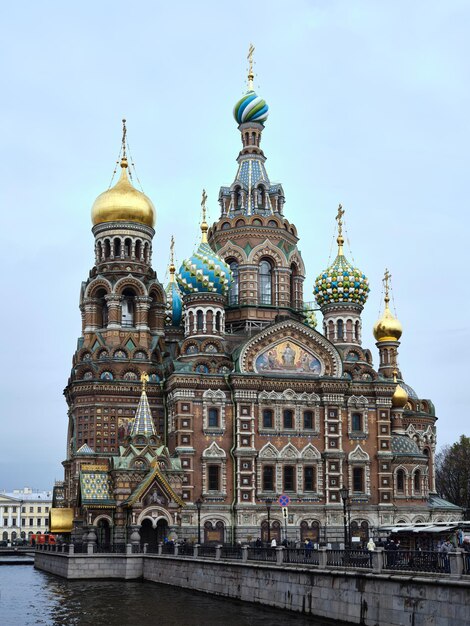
[383,550,449,574]
[284,547,320,566]
[247,547,277,563]
[35,543,470,578]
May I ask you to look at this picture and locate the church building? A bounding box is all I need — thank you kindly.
[51,52,458,547]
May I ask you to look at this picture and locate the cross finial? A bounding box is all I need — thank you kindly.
[201,188,208,222]
[335,203,345,254]
[200,189,208,243]
[140,371,149,392]
[121,118,127,164]
[383,268,391,304]
[168,235,175,278]
[247,43,255,90]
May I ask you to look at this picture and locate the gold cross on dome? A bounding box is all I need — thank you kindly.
[170,235,175,264]
[383,268,391,300]
[247,43,255,89]
[336,203,345,237]
[201,189,208,222]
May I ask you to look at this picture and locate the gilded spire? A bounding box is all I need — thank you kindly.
[336,203,345,255]
[247,43,255,91]
[168,235,176,282]
[120,118,128,168]
[200,189,208,243]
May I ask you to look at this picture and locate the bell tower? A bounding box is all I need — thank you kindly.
[63,121,166,508]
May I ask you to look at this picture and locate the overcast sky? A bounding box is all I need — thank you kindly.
[0,1,468,491]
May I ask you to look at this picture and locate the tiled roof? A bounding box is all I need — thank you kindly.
[76,443,95,455]
[391,435,426,457]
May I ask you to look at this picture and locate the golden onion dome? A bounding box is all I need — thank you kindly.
[373,302,403,342]
[391,370,408,408]
[392,382,408,408]
[91,158,155,228]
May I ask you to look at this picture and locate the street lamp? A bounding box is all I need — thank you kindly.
[195,498,203,545]
[339,487,349,549]
[265,499,272,545]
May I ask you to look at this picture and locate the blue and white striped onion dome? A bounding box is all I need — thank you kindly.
[233,90,269,125]
[314,253,370,307]
[177,242,232,296]
[165,281,183,326]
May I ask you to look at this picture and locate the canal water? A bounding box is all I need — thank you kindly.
[0,562,350,626]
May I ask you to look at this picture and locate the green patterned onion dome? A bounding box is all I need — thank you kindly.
[233,90,269,125]
[177,241,232,296]
[314,253,370,307]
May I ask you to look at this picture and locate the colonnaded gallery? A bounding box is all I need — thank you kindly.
[50,55,459,547]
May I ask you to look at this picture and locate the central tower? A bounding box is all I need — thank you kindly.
[208,47,305,332]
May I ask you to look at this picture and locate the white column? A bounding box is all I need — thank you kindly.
[7,506,12,527]
[16,507,21,528]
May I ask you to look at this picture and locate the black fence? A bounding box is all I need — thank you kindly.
[383,550,449,574]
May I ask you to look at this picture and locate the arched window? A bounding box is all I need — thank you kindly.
[414,470,421,493]
[355,320,360,341]
[196,310,204,331]
[262,409,274,428]
[228,260,239,305]
[337,319,344,340]
[283,409,294,429]
[104,239,111,258]
[303,410,313,430]
[96,288,108,328]
[121,288,135,327]
[259,259,273,305]
[351,413,362,432]
[290,263,298,309]
[263,465,275,491]
[114,238,121,258]
[135,240,142,260]
[215,311,221,332]
[397,469,405,493]
[284,465,295,491]
[208,408,219,428]
[304,466,316,492]
[124,238,132,257]
[352,467,364,492]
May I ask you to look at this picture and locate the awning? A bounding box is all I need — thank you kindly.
[49,508,74,533]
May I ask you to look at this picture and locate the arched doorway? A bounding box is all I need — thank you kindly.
[139,518,169,547]
[350,521,369,546]
[97,519,111,547]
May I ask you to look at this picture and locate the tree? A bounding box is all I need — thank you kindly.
[435,435,470,516]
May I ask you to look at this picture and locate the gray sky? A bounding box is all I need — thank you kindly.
[0,1,468,491]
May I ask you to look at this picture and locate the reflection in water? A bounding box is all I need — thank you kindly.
[0,564,349,626]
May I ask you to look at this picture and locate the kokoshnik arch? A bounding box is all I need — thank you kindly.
[49,48,459,547]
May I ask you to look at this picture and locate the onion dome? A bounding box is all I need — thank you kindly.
[373,269,402,342]
[165,237,183,326]
[177,192,232,296]
[91,156,155,228]
[314,206,369,307]
[391,371,408,408]
[234,91,269,125]
[233,45,269,125]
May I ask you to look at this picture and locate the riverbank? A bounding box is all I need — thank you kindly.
[35,550,470,626]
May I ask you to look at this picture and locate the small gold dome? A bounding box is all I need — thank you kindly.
[392,382,408,408]
[373,303,402,342]
[91,158,155,228]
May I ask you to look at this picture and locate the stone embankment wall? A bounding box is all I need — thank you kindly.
[35,552,470,626]
[35,551,143,579]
